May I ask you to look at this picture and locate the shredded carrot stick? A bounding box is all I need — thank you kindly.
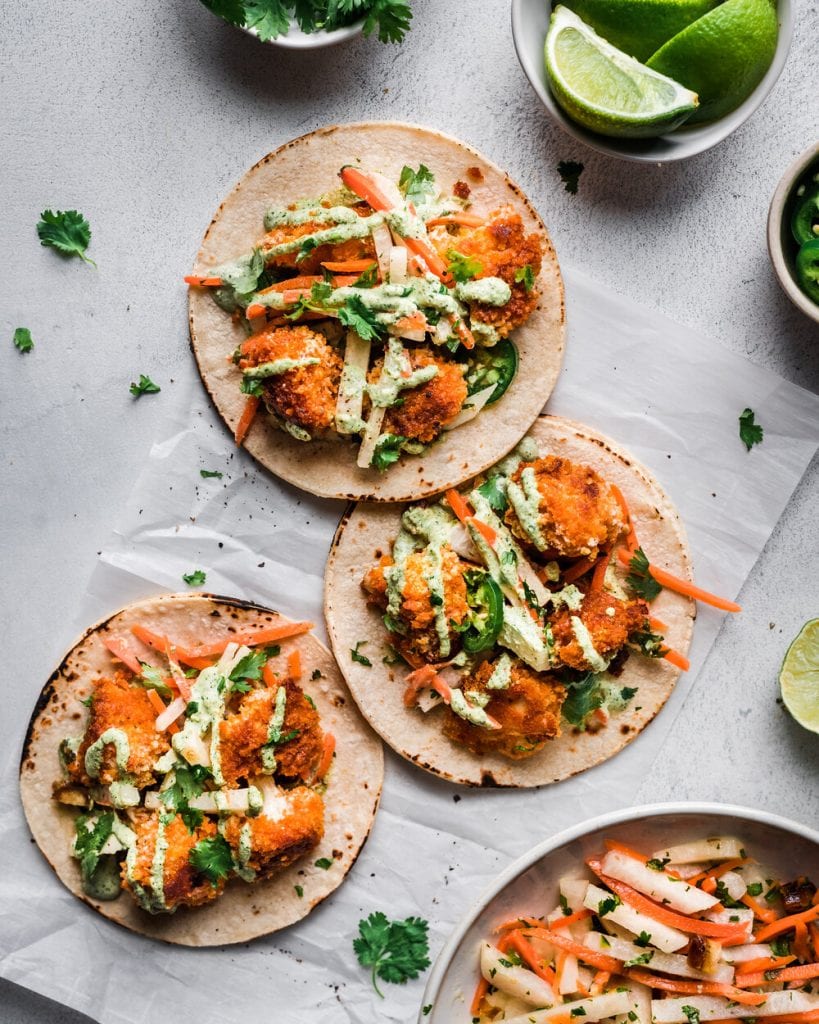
[130,626,210,670]
[186,621,314,658]
[591,970,610,995]
[663,647,691,671]
[496,916,548,933]
[235,395,260,446]
[603,839,649,861]
[610,484,638,552]
[616,548,740,612]
[626,968,767,1006]
[314,733,335,781]
[101,636,143,675]
[184,275,223,286]
[736,954,797,975]
[262,661,278,688]
[591,550,612,591]
[470,518,498,547]
[551,908,593,930]
[521,927,621,973]
[734,962,819,988]
[446,488,473,524]
[701,876,718,895]
[287,649,302,681]
[795,922,812,963]
[454,318,475,349]
[742,892,779,924]
[649,615,669,633]
[507,930,558,988]
[755,904,819,942]
[562,555,598,585]
[427,214,485,228]
[403,665,452,707]
[321,259,378,273]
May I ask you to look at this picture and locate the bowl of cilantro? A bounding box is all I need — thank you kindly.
[199,0,412,48]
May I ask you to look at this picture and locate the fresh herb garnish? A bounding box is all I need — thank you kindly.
[314,857,333,870]
[514,264,535,292]
[398,164,435,203]
[624,950,654,968]
[562,673,604,728]
[353,911,431,997]
[626,547,662,601]
[597,895,621,917]
[739,407,763,451]
[200,469,223,479]
[681,1006,700,1024]
[498,951,524,968]
[634,930,652,947]
[746,881,763,897]
[571,1009,587,1018]
[73,812,115,882]
[160,763,213,832]
[351,641,372,667]
[294,884,304,897]
[631,629,665,658]
[189,834,233,885]
[37,208,96,266]
[557,160,584,195]
[182,569,207,587]
[646,857,668,871]
[447,249,483,283]
[13,327,33,353]
[371,433,407,472]
[130,374,161,398]
[620,686,639,702]
[337,293,384,341]
[352,262,379,288]
[476,474,508,513]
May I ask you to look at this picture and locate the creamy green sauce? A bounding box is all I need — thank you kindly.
[486,653,513,691]
[247,785,263,817]
[235,821,256,882]
[385,209,426,240]
[283,421,312,442]
[470,321,500,346]
[367,338,438,409]
[243,357,319,380]
[149,815,169,912]
[261,213,385,259]
[449,688,494,728]
[507,466,547,551]
[174,666,227,785]
[85,728,130,780]
[570,616,611,673]
[455,278,511,306]
[551,585,584,612]
[262,687,287,773]
[499,605,553,673]
[264,205,363,230]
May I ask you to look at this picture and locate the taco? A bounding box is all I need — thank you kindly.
[20,593,383,946]
[187,122,565,501]
[324,415,707,787]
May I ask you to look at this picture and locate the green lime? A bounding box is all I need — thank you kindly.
[779,619,819,734]
[647,0,778,125]
[560,0,719,63]
[545,6,699,138]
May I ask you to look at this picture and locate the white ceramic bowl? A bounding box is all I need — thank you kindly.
[420,802,819,1023]
[511,0,794,163]
[241,19,364,49]
[767,141,819,325]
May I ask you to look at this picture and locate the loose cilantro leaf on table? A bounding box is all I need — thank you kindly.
[557,160,584,195]
[739,407,763,450]
[626,547,662,602]
[13,327,33,353]
[372,433,407,472]
[354,911,431,997]
[182,569,207,587]
[130,374,161,397]
[37,209,96,266]
[200,469,224,479]
[447,249,483,283]
[189,835,233,884]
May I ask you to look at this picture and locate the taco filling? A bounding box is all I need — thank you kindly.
[360,438,731,760]
[53,620,334,914]
[186,163,546,471]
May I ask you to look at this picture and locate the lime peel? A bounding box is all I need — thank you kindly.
[779,618,819,734]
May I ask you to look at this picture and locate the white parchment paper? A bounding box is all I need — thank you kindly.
[2,265,817,1024]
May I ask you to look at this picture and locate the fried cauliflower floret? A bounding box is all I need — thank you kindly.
[442,659,566,759]
[219,679,324,786]
[550,590,649,672]
[239,325,342,436]
[433,208,545,337]
[222,784,324,880]
[67,673,169,788]
[377,347,468,444]
[362,547,469,662]
[505,456,626,559]
[260,204,376,275]
[123,811,224,911]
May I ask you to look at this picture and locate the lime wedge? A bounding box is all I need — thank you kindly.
[545,6,699,138]
[779,619,819,734]
[647,0,778,124]
[560,0,719,63]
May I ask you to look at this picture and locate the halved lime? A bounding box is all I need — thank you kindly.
[647,0,778,124]
[779,619,819,734]
[545,6,699,138]
[560,0,719,63]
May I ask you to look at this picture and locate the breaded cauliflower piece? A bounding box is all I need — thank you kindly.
[67,673,169,789]
[549,590,649,672]
[377,346,468,444]
[239,325,342,437]
[505,456,626,559]
[442,658,566,758]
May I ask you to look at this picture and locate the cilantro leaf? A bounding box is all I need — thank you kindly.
[626,547,662,602]
[597,895,621,917]
[244,0,290,39]
[562,674,604,728]
[13,327,33,353]
[200,0,247,25]
[37,209,96,266]
[634,930,653,947]
[73,812,115,882]
[315,857,333,870]
[623,950,654,968]
[681,1007,700,1024]
[371,433,407,472]
[620,686,638,702]
[352,262,379,288]
[739,407,763,451]
[160,763,212,832]
[398,164,435,203]
[200,469,223,479]
[351,641,372,666]
[130,374,161,398]
[189,834,233,885]
[337,293,383,341]
[630,628,665,658]
[514,264,535,292]
[362,0,412,43]
[182,569,207,586]
[557,160,584,195]
[476,474,509,513]
[353,911,430,997]
[229,648,269,682]
[447,249,483,283]
[294,884,304,897]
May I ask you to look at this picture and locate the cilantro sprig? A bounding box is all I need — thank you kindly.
[353,911,430,997]
[371,433,407,472]
[13,327,34,353]
[626,547,662,602]
[189,834,233,885]
[446,249,483,283]
[201,0,412,43]
[37,209,96,266]
[130,374,161,398]
[739,407,763,451]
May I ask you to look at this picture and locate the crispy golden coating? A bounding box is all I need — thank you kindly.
[123,811,224,911]
[550,590,649,672]
[260,204,376,275]
[433,207,544,337]
[362,547,469,662]
[219,679,324,786]
[68,673,169,788]
[442,659,566,758]
[378,347,468,444]
[239,325,342,436]
[505,456,626,559]
[222,786,324,880]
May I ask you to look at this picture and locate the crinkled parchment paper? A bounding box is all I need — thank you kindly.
[2,266,817,1023]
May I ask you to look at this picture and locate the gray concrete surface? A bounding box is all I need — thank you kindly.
[1,0,817,1020]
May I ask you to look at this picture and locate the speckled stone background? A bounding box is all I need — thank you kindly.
[2,1,817,1020]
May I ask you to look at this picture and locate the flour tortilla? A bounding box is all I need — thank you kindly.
[20,593,384,946]
[324,415,696,787]
[188,122,565,502]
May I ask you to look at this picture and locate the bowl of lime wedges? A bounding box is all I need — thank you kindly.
[511,0,793,162]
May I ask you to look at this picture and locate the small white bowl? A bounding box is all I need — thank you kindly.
[768,141,819,325]
[511,0,794,163]
[419,802,819,1023]
[241,18,364,49]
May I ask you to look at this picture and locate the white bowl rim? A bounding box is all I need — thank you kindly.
[239,16,365,49]
[418,800,819,1021]
[767,140,819,324]
[510,0,794,163]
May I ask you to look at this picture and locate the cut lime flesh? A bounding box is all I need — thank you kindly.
[779,618,819,734]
